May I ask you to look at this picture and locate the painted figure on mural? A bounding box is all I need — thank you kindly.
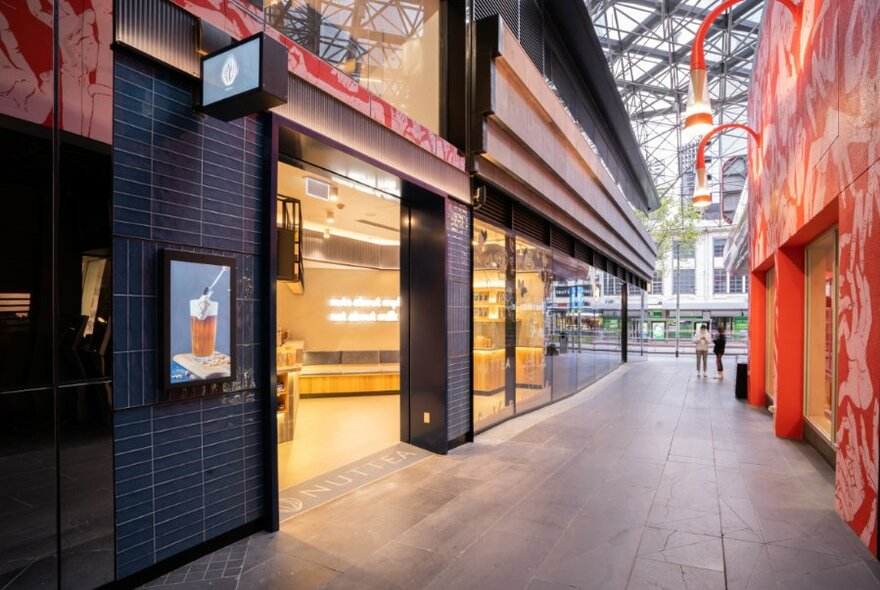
[0,8,52,125]
[0,0,112,142]
[750,0,880,553]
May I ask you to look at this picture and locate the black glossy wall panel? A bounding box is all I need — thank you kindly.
[112,51,266,579]
[59,384,114,589]
[401,184,448,453]
[0,388,57,589]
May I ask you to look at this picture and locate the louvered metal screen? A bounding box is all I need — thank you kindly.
[512,203,546,244]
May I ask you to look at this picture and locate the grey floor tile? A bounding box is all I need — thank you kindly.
[425,529,554,590]
[235,552,340,589]
[137,359,880,590]
[627,557,725,589]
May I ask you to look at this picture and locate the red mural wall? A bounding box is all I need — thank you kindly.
[0,0,463,170]
[0,0,113,144]
[748,0,880,552]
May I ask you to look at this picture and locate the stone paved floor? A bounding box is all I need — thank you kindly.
[143,358,880,589]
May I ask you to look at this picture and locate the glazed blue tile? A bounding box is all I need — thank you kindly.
[116,513,153,541]
[205,487,245,515]
[155,532,203,564]
[202,194,244,219]
[154,434,202,459]
[205,513,245,541]
[204,436,241,462]
[117,543,155,579]
[152,226,200,247]
[128,297,143,350]
[154,120,202,147]
[115,418,152,440]
[203,160,245,183]
[154,470,203,508]
[115,206,152,227]
[115,473,153,500]
[153,456,202,482]
[153,423,198,445]
[153,78,193,107]
[202,234,241,252]
[155,488,204,517]
[116,220,152,240]
[152,103,201,133]
[115,431,152,454]
[204,458,243,483]
[116,486,153,513]
[116,525,154,555]
[115,178,152,201]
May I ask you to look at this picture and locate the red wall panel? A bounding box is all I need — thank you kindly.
[748,0,880,552]
[0,0,112,144]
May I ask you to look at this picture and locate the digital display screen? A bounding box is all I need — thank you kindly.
[202,36,261,107]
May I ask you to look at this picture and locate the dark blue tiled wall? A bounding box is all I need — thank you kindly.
[446,199,472,441]
[112,52,265,579]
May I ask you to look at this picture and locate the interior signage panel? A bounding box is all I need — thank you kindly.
[200,33,288,121]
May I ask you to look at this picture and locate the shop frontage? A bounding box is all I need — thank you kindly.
[472,209,629,432]
[0,0,661,586]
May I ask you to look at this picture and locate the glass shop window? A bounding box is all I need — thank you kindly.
[804,230,838,441]
[266,0,442,132]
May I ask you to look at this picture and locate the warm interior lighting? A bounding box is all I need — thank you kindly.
[326,210,335,224]
[684,68,714,140]
[685,0,799,138]
[323,228,331,239]
[693,123,760,209]
[692,167,712,209]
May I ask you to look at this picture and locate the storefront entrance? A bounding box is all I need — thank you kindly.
[273,132,403,501]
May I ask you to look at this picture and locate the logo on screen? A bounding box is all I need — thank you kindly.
[221,55,239,88]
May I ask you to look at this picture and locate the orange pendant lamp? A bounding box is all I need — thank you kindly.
[693,123,760,209]
[685,0,799,140]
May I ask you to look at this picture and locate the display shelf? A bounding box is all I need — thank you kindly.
[276,370,296,443]
[473,348,505,393]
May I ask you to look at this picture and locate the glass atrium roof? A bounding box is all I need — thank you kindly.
[585,0,763,215]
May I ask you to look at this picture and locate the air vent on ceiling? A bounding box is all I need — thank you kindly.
[305,177,331,201]
[356,219,399,234]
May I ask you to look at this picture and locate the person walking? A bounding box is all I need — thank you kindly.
[693,323,710,377]
[714,325,727,379]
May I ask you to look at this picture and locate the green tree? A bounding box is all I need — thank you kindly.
[635,196,701,274]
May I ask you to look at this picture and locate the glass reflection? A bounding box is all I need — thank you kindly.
[473,222,513,431]
[265,0,441,132]
[515,238,552,412]
[58,384,114,590]
[0,388,57,589]
[0,130,52,392]
[549,257,585,400]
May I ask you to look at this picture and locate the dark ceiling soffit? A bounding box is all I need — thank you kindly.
[543,1,660,213]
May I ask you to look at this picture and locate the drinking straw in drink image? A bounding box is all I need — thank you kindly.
[169,261,233,384]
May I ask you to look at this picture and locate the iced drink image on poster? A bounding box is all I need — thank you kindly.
[165,254,235,386]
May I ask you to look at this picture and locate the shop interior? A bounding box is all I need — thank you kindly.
[274,139,401,491]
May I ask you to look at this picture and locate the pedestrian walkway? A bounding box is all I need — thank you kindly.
[143,358,880,589]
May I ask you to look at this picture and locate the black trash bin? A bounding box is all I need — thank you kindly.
[735,360,748,399]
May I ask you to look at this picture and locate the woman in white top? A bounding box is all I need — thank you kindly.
[693,323,711,376]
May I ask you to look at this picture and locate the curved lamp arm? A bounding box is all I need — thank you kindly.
[685,0,799,138]
[693,123,760,209]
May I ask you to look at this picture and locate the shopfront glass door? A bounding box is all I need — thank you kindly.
[473,221,514,431]
[804,230,838,440]
[515,238,552,412]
